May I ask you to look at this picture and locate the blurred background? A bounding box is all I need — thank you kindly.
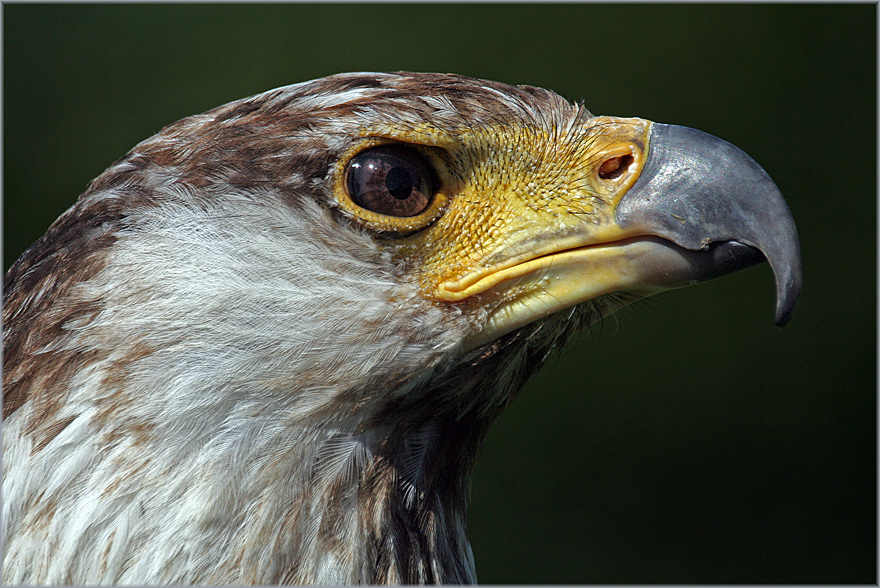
[4,4,875,583]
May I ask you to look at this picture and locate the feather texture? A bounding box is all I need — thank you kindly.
[3,72,608,584]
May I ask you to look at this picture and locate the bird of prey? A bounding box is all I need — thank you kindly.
[2,72,801,585]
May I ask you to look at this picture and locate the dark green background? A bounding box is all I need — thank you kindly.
[4,4,875,583]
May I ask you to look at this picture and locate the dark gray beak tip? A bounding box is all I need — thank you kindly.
[618,123,803,326]
[773,258,803,327]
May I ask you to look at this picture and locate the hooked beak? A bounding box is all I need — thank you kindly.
[616,123,802,326]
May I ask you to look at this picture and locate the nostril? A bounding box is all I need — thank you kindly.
[598,154,634,180]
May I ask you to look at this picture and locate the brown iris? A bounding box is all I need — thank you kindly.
[345,145,435,217]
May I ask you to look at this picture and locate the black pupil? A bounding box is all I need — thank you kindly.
[386,166,414,200]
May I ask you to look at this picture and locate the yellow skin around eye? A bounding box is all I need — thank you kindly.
[393,117,650,289]
[334,117,657,346]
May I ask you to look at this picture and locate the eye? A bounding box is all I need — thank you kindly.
[345,145,435,217]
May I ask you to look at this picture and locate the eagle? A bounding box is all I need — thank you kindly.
[2,72,801,585]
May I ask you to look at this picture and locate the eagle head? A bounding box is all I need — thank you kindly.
[3,72,801,584]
